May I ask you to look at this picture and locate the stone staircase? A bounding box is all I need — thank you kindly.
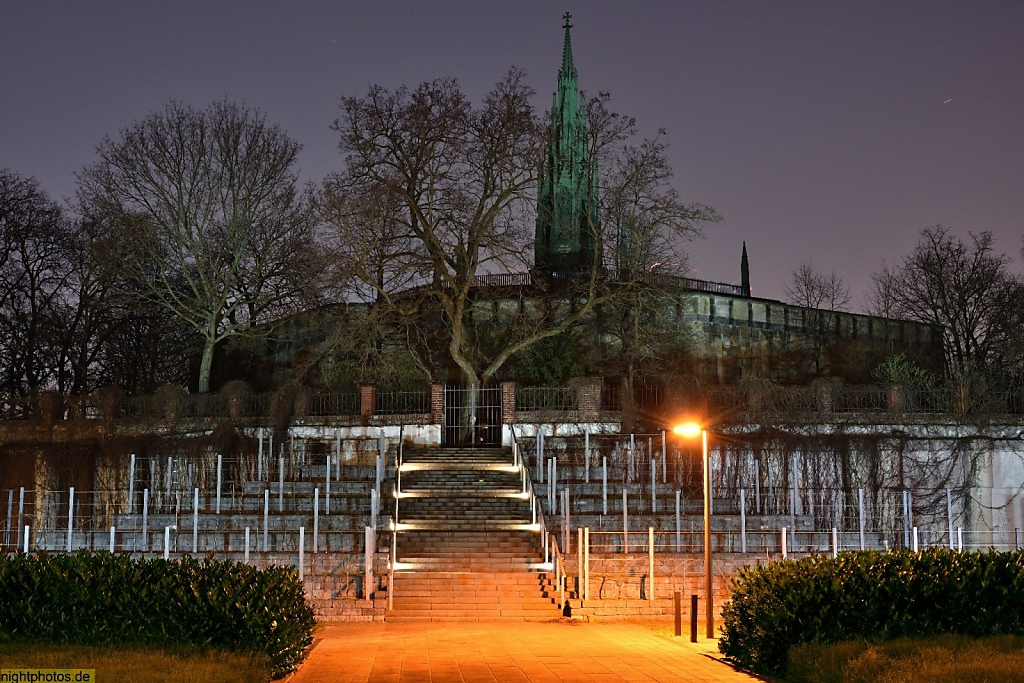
[386,446,562,622]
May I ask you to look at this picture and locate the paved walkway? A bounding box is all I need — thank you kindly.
[286,621,761,682]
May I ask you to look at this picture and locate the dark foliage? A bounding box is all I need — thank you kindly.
[0,552,314,678]
[719,549,1024,677]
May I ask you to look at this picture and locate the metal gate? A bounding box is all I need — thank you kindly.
[442,385,502,446]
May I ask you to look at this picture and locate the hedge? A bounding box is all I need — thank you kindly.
[0,552,314,678]
[719,549,1024,677]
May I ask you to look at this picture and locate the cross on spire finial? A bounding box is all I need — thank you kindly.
[563,12,572,29]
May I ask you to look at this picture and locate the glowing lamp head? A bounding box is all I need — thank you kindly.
[673,422,702,438]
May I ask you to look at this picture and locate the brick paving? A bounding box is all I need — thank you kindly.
[286,621,761,682]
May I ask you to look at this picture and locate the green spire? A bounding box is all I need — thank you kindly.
[535,12,598,277]
[741,242,751,297]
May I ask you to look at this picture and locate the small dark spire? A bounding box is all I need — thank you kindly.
[561,12,574,75]
[741,242,751,297]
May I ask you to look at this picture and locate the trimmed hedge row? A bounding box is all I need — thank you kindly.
[0,552,314,678]
[719,549,1024,677]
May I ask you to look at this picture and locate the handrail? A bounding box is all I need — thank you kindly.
[389,425,403,611]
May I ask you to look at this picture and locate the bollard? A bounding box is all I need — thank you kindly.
[690,594,698,643]
[674,591,682,637]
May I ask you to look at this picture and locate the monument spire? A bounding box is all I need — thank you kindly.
[535,13,598,278]
[741,242,751,297]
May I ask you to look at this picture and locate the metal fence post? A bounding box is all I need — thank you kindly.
[193,487,199,553]
[299,526,305,582]
[584,526,590,602]
[781,526,787,560]
[109,526,115,553]
[832,527,839,558]
[364,526,374,601]
[313,488,320,554]
[740,489,747,553]
[602,457,608,515]
[244,527,250,563]
[216,454,222,515]
[584,431,590,483]
[650,454,657,514]
[66,486,74,553]
[142,489,149,552]
[648,526,655,601]
[675,490,681,552]
[163,526,170,560]
[263,489,270,552]
[279,455,285,513]
[858,488,866,550]
[622,488,628,553]
[128,453,135,514]
[17,487,24,550]
[946,488,954,550]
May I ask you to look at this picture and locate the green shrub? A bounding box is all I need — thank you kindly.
[0,552,314,678]
[718,549,1024,677]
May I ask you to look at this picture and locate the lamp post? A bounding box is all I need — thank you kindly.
[674,422,713,638]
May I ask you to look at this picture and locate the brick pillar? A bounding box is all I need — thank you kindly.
[569,377,601,422]
[500,382,516,424]
[430,385,444,425]
[360,386,376,417]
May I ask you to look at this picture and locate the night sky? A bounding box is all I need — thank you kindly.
[3,1,1023,307]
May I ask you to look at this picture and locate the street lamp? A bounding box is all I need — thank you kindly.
[673,421,713,638]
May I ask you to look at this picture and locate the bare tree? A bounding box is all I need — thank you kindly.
[889,226,1024,380]
[0,169,71,397]
[785,261,851,311]
[78,100,318,392]
[328,71,596,391]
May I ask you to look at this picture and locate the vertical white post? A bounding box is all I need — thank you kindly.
[790,455,798,531]
[326,447,332,516]
[263,489,270,551]
[562,488,570,555]
[313,488,320,554]
[858,488,866,550]
[538,431,545,483]
[675,489,682,552]
[163,526,170,560]
[740,489,747,553]
[754,460,761,513]
[216,453,222,514]
[24,525,29,553]
[781,526,788,560]
[584,526,590,602]
[650,453,657,513]
[832,527,839,558]
[128,453,136,514]
[258,427,264,482]
[192,487,199,553]
[661,430,667,483]
[648,526,655,601]
[279,456,285,513]
[364,526,374,601]
[244,527,250,563]
[946,487,954,550]
[17,487,24,550]
[298,526,305,581]
[602,457,608,515]
[142,489,149,551]
[66,486,75,553]
[165,456,173,505]
[584,431,590,483]
[552,458,558,513]
[912,526,919,552]
[109,526,115,553]
[370,489,378,532]
[622,488,628,553]
[957,526,963,551]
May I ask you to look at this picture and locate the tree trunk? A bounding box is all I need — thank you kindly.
[198,337,216,393]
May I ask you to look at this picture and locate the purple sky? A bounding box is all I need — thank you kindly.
[3,1,1023,307]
